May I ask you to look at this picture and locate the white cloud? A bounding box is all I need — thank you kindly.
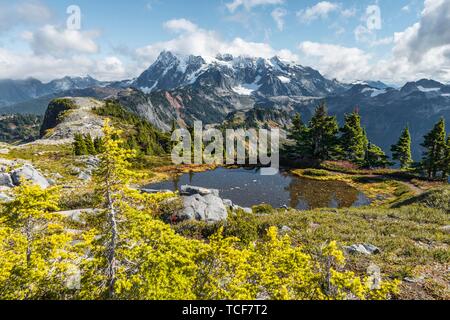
[341,7,357,18]
[0,1,52,33]
[16,1,52,23]
[271,8,287,31]
[163,18,198,33]
[393,0,450,63]
[25,25,100,57]
[369,36,394,47]
[95,56,127,80]
[297,38,450,84]
[297,1,339,23]
[0,47,128,82]
[298,0,450,85]
[298,41,372,81]
[226,0,284,13]
[136,19,298,67]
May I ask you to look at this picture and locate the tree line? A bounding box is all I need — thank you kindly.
[285,103,450,180]
[73,133,105,156]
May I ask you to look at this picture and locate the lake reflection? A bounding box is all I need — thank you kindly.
[146,167,371,210]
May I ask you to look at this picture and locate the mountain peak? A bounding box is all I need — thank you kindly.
[134,50,347,97]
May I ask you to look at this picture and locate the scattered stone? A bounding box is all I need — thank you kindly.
[223,199,233,207]
[140,188,172,194]
[344,244,381,255]
[280,226,292,234]
[180,185,220,197]
[404,276,425,284]
[56,209,98,224]
[232,205,252,214]
[0,173,14,188]
[181,193,228,223]
[78,171,92,181]
[0,193,13,202]
[52,173,64,180]
[0,149,9,155]
[70,167,82,175]
[309,222,321,230]
[441,226,450,234]
[11,164,50,189]
[83,155,100,168]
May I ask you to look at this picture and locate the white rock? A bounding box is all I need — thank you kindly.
[11,165,50,189]
[0,173,14,188]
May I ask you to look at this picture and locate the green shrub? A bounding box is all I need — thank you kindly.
[302,169,331,177]
[393,187,450,212]
[224,210,258,244]
[252,204,275,215]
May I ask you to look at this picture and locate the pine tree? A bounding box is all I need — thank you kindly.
[94,137,105,154]
[363,141,390,169]
[421,118,447,179]
[73,133,88,156]
[85,134,96,155]
[0,182,75,299]
[285,113,309,158]
[339,111,368,163]
[307,103,340,161]
[79,119,191,299]
[443,136,450,180]
[391,126,413,169]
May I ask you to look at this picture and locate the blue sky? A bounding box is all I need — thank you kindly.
[0,0,449,84]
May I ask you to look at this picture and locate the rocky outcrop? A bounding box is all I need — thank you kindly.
[39,97,105,142]
[144,185,253,223]
[11,164,50,189]
[344,244,381,255]
[57,209,99,224]
[0,159,51,191]
[180,185,220,197]
[181,193,228,223]
[0,173,14,188]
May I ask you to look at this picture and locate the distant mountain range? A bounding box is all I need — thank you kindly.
[0,76,104,107]
[1,50,449,159]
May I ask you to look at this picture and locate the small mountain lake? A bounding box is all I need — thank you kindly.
[146,167,371,210]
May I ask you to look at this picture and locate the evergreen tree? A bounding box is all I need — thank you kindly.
[80,120,178,299]
[85,134,96,155]
[443,136,450,180]
[307,103,340,161]
[285,113,309,157]
[94,137,105,154]
[363,141,390,169]
[73,133,88,156]
[0,182,75,299]
[391,126,413,169]
[339,111,367,163]
[421,118,447,179]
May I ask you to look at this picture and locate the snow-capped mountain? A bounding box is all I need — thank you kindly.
[0,76,104,107]
[133,51,347,98]
[326,79,450,159]
[1,50,449,160]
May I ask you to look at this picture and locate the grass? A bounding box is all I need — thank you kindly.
[173,188,450,300]
[2,142,449,299]
[4,144,76,181]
